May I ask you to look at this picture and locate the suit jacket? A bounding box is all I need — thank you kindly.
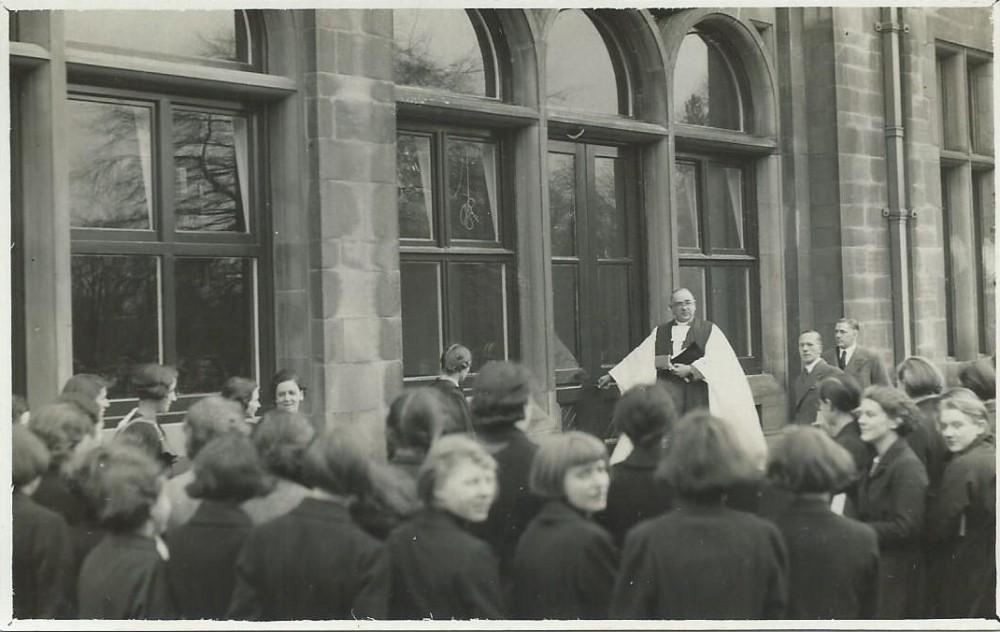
[386,508,503,620]
[12,493,74,619]
[792,360,843,425]
[512,501,619,619]
[770,495,880,619]
[77,533,175,619]
[164,501,252,620]
[822,346,890,388]
[228,497,388,620]
[598,441,673,547]
[855,437,928,618]
[610,500,787,619]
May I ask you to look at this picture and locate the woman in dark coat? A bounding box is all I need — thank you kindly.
[115,363,180,473]
[610,411,787,619]
[599,384,676,546]
[228,425,389,620]
[385,434,504,619]
[385,387,467,480]
[512,431,618,619]
[764,426,880,619]
[854,386,929,619]
[428,343,475,435]
[959,358,996,433]
[896,357,948,491]
[927,388,996,618]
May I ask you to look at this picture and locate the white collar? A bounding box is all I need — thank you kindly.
[804,358,821,373]
[438,374,461,387]
[839,343,857,359]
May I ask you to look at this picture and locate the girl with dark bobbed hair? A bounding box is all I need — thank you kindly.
[240,410,314,525]
[895,356,948,491]
[115,363,180,472]
[221,376,261,422]
[766,426,879,619]
[61,373,112,426]
[854,385,929,618]
[386,387,465,478]
[611,411,786,619]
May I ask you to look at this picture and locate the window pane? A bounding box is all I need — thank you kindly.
[710,267,752,357]
[447,139,499,242]
[675,162,700,249]
[969,61,993,155]
[173,110,249,233]
[393,10,490,97]
[679,266,706,309]
[65,10,247,64]
[397,133,434,240]
[68,99,154,229]
[175,258,255,394]
[975,171,995,353]
[401,262,442,377]
[706,164,745,251]
[71,255,159,399]
[448,263,507,371]
[546,10,622,115]
[597,265,631,366]
[548,152,577,257]
[592,156,627,258]
[674,32,743,130]
[552,265,581,376]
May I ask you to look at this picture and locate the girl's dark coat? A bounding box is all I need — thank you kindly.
[77,533,175,619]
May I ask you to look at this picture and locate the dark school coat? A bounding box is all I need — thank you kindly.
[227,497,389,621]
[770,495,880,619]
[385,508,503,620]
[822,346,891,388]
[792,360,843,425]
[429,377,474,434]
[512,501,619,620]
[854,437,929,619]
[610,500,788,619]
[598,441,673,547]
[77,533,175,620]
[927,434,996,618]
[164,501,252,620]
[654,319,714,413]
[12,492,74,619]
[906,395,948,493]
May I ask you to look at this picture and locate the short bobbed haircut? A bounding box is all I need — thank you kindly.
[252,410,316,483]
[656,411,762,498]
[818,374,862,415]
[939,387,990,428]
[387,387,463,454]
[470,361,533,430]
[612,383,677,447]
[76,443,162,533]
[185,395,247,459]
[270,369,305,401]
[29,402,96,467]
[417,434,496,506]
[62,374,112,400]
[959,359,996,402]
[529,431,607,499]
[767,426,857,494]
[895,356,945,399]
[132,364,178,401]
[302,424,371,498]
[55,392,101,427]
[186,433,273,502]
[862,386,920,436]
[221,376,258,413]
[440,344,472,374]
[13,424,51,489]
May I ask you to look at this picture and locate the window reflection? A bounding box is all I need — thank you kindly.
[552,265,581,375]
[675,162,700,249]
[397,133,435,240]
[592,157,627,258]
[401,262,442,378]
[393,10,491,97]
[546,10,623,115]
[447,139,498,242]
[707,164,744,251]
[448,263,507,371]
[597,265,630,365]
[548,152,577,257]
[710,267,752,357]
[674,31,744,130]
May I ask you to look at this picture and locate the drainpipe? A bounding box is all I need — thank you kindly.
[876,7,914,364]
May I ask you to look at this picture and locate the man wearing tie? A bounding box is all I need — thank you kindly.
[792,330,843,425]
[822,318,891,388]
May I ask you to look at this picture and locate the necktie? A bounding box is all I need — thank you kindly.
[838,349,846,370]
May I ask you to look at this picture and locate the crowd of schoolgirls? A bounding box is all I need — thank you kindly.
[10,347,997,621]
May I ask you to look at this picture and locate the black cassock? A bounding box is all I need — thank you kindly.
[653,318,714,414]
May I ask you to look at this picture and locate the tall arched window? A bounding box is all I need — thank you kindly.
[546,10,630,116]
[673,29,748,131]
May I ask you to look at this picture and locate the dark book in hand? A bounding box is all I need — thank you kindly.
[670,341,703,365]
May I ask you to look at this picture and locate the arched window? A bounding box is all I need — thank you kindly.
[673,29,748,131]
[546,10,630,116]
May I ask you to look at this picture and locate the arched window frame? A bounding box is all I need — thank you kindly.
[675,26,754,133]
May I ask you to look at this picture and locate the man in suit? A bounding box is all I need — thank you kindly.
[822,318,891,389]
[793,330,843,425]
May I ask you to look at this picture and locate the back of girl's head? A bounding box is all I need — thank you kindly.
[55,392,100,427]
[13,424,51,489]
[767,426,857,494]
[302,424,371,498]
[657,411,762,498]
[62,374,112,400]
[186,433,273,502]
[417,434,496,506]
[270,369,304,399]
[252,410,316,483]
[470,361,533,430]
[895,356,944,399]
[28,402,95,467]
[612,384,677,446]
[76,443,162,533]
[185,395,248,459]
[440,344,472,374]
[817,374,862,415]
[221,376,258,412]
[387,388,461,454]
[862,386,920,436]
[132,364,178,401]
[939,387,990,426]
[529,431,607,499]
[959,359,997,402]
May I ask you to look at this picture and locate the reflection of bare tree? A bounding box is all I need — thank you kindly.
[548,157,576,254]
[682,91,709,126]
[196,27,237,61]
[393,30,483,93]
[397,135,431,238]
[174,111,245,232]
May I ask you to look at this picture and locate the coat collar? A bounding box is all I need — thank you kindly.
[868,436,910,478]
[834,420,862,442]
[535,500,588,525]
[190,500,251,527]
[619,441,661,470]
[788,494,834,514]
[956,433,996,458]
[290,496,353,522]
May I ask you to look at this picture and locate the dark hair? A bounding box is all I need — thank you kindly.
[835,318,860,332]
[417,434,496,507]
[13,424,50,489]
[12,394,28,425]
[470,361,533,430]
[186,433,273,502]
[612,383,677,447]
[529,431,607,499]
[221,376,258,413]
[270,369,305,401]
[657,411,762,499]
[817,374,862,415]
[861,386,920,436]
[184,395,248,459]
[55,392,101,427]
[252,409,315,483]
[959,359,996,402]
[386,387,463,455]
[440,344,472,374]
[76,443,162,533]
[767,426,857,494]
[895,356,944,399]
[62,374,112,400]
[132,364,178,401]
[302,424,372,498]
[29,402,95,468]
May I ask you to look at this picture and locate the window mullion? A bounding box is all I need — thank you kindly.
[158,98,176,241]
[437,131,451,247]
